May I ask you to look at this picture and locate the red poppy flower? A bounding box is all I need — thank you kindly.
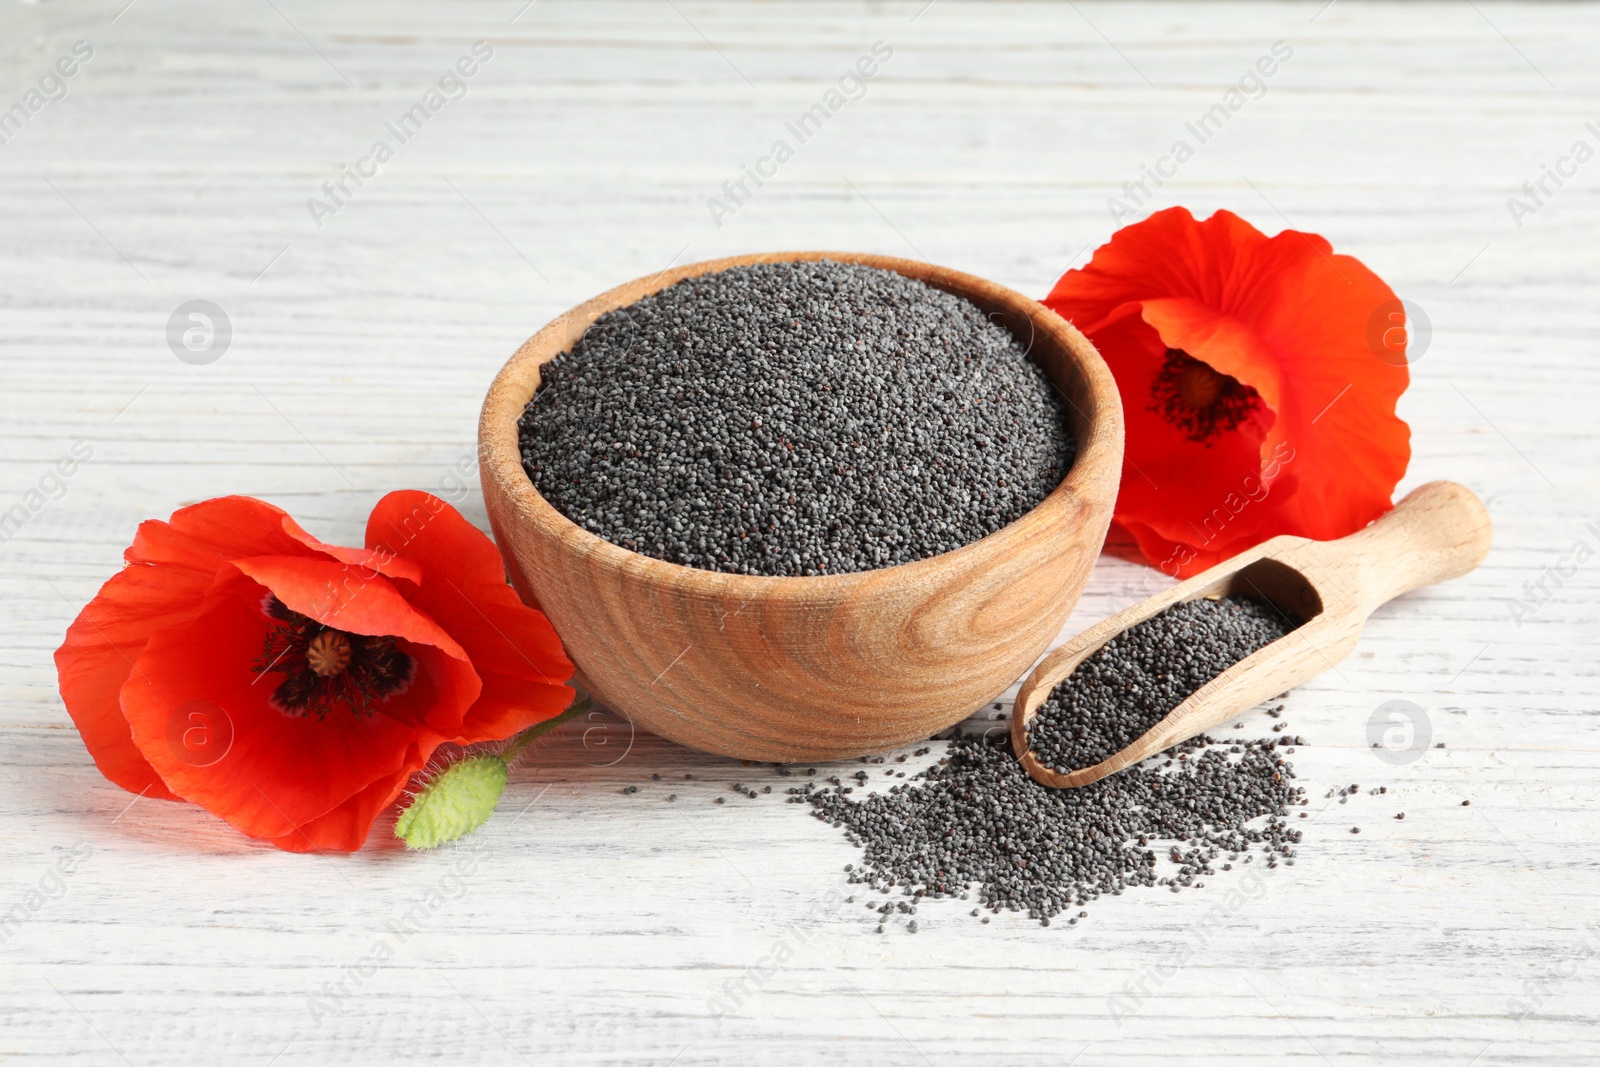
[54,491,574,852]
[1044,207,1410,577]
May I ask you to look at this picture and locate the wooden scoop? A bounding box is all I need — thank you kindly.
[1011,481,1493,788]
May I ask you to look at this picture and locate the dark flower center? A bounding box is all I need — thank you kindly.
[253,596,414,719]
[1148,348,1263,445]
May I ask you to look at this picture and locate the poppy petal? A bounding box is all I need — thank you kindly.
[1049,207,1317,332]
[1137,297,1282,414]
[225,555,466,657]
[364,492,505,589]
[224,555,480,737]
[365,491,575,741]
[1116,518,1251,579]
[129,496,423,587]
[268,759,420,853]
[60,491,576,852]
[1250,251,1411,538]
[120,592,453,842]
[411,579,576,743]
[53,561,223,801]
[1092,313,1276,553]
[1044,206,1410,573]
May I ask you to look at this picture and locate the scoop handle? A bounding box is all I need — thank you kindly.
[1314,481,1493,614]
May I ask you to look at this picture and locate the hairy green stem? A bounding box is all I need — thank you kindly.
[500,694,591,764]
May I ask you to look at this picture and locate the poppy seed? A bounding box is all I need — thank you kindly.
[1026,596,1300,774]
[810,729,1305,928]
[517,261,1074,577]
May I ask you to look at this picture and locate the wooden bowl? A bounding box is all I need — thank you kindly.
[478,251,1123,762]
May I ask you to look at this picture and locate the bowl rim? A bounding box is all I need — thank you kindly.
[479,250,1124,597]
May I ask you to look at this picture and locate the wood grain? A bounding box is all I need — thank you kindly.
[2,2,1598,1064]
[481,251,1123,761]
[1014,482,1494,787]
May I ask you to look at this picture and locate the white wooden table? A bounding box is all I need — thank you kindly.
[2,1,1596,1063]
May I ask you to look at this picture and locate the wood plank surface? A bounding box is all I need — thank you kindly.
[1,2,1596,1064]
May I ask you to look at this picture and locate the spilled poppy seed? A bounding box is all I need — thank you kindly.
[810,730,1304,928]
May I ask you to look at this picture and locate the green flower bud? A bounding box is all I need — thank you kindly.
[395,753,509,850]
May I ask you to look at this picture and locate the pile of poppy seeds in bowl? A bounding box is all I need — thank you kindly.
[1026,594,1302,774]
[517,260,1073,576]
